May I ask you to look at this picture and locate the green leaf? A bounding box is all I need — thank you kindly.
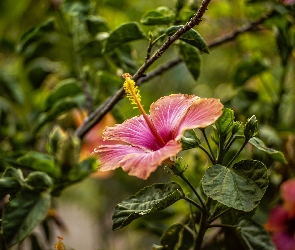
[17,152,60,178]
[34,94,85,132]
[85,15,109,35]
[68,157,97,182]
[18,18,55,53]
[215,108,235,135]
[181,129,201,150]
[249,137,287,164]
[62,1,90,18]
[140,6,175,26]
[103,22,146,53]
[96,71,124,97]
[0,168,25,199]
[236,217,275,250]
[165,25,209,53]
[44,78,83,111]
[112,182,184,230]
[25,172,53,192]
[2,190,51,247]
[159,223,194,250]
[178,43,201,80]
[233,57,268,87]
[0,72,24,104]
[202,160,268,211]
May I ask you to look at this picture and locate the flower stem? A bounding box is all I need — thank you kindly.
[226,139,248,168]
[200,128,216,164]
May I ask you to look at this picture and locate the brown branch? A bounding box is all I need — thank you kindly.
[74,6,276,139]
[74,0,212,139]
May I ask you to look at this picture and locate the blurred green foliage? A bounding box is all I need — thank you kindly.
[0,0,294,249]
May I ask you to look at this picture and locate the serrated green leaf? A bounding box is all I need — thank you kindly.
[34,94,85,132]
[165,25,209,53]
[249,137,287,164]
[202,160,268,211]
[236,217,275,250]
[2,190,51,247]
[17,152,60,178]
[181,129,201,150]
[178,43,201,80]
[112,182,184,230]
[44,78,82,111]
[18,18,55,53]
[85,15,109,35]
[160,223,194,250]
[233,57,268,87]
[103,22,146,53]
[140,6,175,26]
[25,172,53,192]
[215,108,235,135]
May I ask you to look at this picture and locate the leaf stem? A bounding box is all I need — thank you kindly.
[226,139,248,168]
[208,207,231,223]
[208,223,236,229]
[200,128,216,164]
[180,174,206,209]
[198,145,215,164]
[183,197,204,211]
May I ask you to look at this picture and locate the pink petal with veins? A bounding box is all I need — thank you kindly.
[150,94,199,142]
[120,140,181,179]
[102,115,160,150]
[174,98,223,140]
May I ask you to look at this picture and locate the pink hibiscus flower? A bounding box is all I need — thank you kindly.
[265,178,295,250]
[93,75,223,179]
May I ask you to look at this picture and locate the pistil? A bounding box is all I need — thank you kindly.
[122,73,165,147]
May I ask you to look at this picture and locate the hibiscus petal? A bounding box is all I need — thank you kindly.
[119,140,182,180]
[174,98,223,140]
[150,94,199,142]
[102,115,160,150]
[94,144,148,171]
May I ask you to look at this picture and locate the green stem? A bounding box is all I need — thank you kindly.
[183,197,204,211]
[208,207,231,223]
[180,174,206,209]
[198,145,215,164]
[193,198,210,250]
[200,128,216,164]
[226,139,248,168]
[208,223,236,229]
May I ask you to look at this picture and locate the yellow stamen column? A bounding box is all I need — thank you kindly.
[122,73,165,147]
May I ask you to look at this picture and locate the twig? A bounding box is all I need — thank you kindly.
[74,8,277,139]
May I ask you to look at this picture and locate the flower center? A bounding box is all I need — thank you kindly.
[122,73,165,147]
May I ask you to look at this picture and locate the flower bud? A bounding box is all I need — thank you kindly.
[232,121,242,135]
[48,126,66,154]
[56,133,80,171]
[244,115,258,140]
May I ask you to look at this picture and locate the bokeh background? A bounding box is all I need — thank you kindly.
[1,0,295,249]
